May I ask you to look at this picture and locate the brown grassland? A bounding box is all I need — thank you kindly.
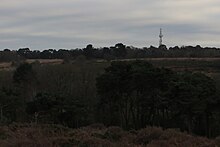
[0,123,219,147]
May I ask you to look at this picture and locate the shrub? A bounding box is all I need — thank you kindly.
[104,126,124,141]
[135,127,163,145]
[215,136,220,146]
[159,128,186,140]
[0,124,218,147]
[0,127,8,140]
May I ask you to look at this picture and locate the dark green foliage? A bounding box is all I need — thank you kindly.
[135,127,163,145]
[11,63,37,121]
[26,93,62,114]
[96,61,176,129]
[104,126,124,141]
[167,72,217,136]
[13,63,35,84]
[96,60,219,137]
[26,93,62,123]
[0,50,22,62]
[26,92,92,127]
[0,88,20,123]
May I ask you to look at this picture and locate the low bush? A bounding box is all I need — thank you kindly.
[0,124,218,147]
[135,127,163,145]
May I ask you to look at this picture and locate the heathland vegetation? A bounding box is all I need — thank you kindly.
[0,44,220,146]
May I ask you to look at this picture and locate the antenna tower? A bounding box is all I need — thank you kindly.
[159,28,163,46]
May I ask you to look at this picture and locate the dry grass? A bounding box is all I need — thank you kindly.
[26,59,63,64]
[0,59,64,71]
[0,123,219,147]
[0,62,12,70]
[113,58,220,61]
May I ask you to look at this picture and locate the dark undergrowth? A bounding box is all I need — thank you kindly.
[0,123,219,147]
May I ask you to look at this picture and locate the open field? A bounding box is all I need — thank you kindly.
[113,57,220,61]
[26,59,63,64]
[0,62,12,70]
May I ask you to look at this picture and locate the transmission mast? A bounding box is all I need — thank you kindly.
[159,28,163,46]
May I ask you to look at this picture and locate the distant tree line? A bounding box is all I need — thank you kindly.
[1,44,220,62]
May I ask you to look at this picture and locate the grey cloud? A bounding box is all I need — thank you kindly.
[0,0,220,50]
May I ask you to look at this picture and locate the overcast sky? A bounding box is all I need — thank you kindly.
[0,0,220,50]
